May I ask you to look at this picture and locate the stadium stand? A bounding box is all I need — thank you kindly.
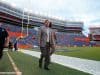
[0,1,94,49]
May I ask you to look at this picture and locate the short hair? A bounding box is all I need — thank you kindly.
[44,19,49,24]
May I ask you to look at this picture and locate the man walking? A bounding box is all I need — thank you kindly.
[38,20,56,70]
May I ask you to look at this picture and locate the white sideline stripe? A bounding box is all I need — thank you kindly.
[7,52,22,75]
[0,72,21,75]
[21,50,100,75]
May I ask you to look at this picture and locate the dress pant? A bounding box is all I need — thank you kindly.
[39,42,50,68]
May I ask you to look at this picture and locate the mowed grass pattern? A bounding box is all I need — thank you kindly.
[9,52,90,75]
[56,47,100,61]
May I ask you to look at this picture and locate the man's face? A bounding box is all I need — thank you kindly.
[44,20,49,27]
[46,21,50,27]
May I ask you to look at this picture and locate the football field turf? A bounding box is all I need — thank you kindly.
[0,52,14,72]
[0,51,90,75]
[56,47,100,61]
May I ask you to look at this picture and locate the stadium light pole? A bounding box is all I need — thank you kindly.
[27,12,29,36]
[21,8,32,37]
[26,10,33,36]
[21,10,24,38]
[25,0,33,37]
[27,10,31,36]
[21,8,29,37]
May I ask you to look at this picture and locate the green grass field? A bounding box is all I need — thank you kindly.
[0,51,90,75]
[0,53,14,72]
[1,47,99,75]
[56,47,100,61]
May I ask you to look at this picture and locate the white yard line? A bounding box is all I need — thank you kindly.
[7,52,22,75]
[0,72,21,75]
[21,50,100,75]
